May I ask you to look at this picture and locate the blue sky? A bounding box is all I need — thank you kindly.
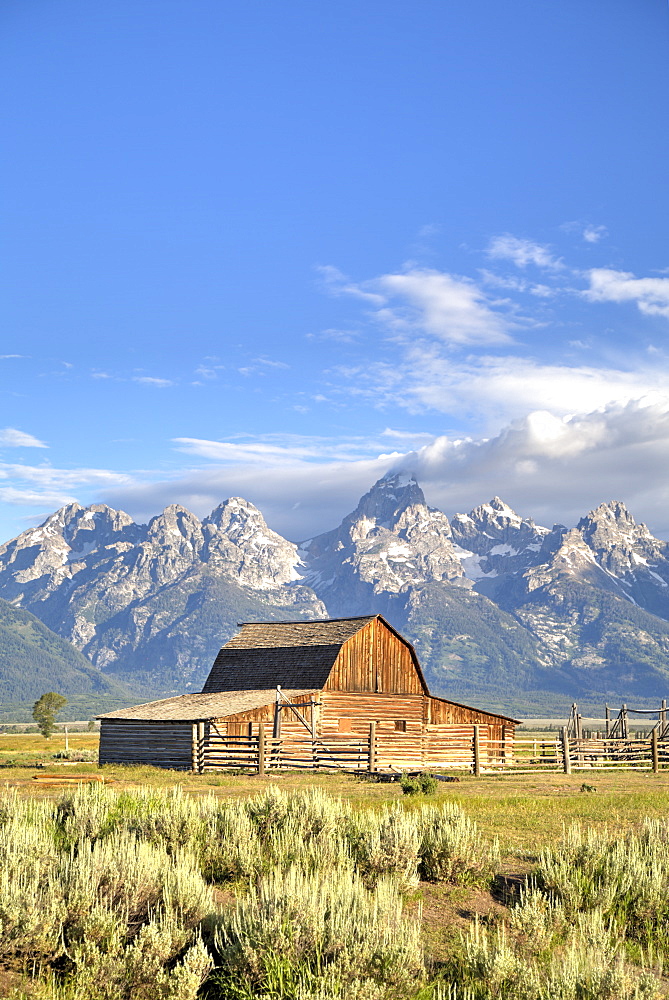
[2,0,669,541]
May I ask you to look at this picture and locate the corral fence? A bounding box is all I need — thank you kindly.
[191,722,510,775]
[188,721,669,776]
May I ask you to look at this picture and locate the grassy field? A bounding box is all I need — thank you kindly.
[3,731,669,855]
[3,731,669,997]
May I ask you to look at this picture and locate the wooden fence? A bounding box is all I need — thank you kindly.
[189,722,669,776]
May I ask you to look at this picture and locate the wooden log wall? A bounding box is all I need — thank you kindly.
[319,691,425,735]
[324,618,425,694]
[99,720,193,770]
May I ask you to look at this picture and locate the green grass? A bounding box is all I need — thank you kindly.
[4,731,669,856]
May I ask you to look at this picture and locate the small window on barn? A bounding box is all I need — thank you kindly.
[395,720,407,732]
[338,718,352,733]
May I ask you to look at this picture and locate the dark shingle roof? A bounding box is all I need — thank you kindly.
[98,689,315,721]
[202,616,377,693]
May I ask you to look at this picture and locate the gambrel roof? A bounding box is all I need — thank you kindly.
[201,614,427,693]
[98,615,518,725]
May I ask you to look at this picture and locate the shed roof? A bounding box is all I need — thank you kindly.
[98,689,314,722]
[202,615,380,693]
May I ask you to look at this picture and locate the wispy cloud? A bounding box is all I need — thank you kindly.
[486,234,563,270]
[322,265,514,346]
[236,357,290,377]
[316,265,385,304]
[327,340,664,430]
[0,428,47,448]
[585,269,669,318]
[376,269,514,345]
[172,432,397,465]
[132,376,175,388]
[194,363,225,380]
[255,357,290,370]
[582,224,608,244]
[0,462,134,519]
[306,328,360,343]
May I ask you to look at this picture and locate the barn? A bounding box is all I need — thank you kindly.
[98,615,518,773]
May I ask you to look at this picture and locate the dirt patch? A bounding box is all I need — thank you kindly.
[0,961,39,997]
[419,881,508,965]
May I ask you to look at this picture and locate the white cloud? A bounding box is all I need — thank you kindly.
[173,433,398,465]
[255,357,290,370]
[0,461,135,529]
[583,225,608,244]
[93,395,669,542]
[0,463,133,490]
[393,395,669,538]
[0,486,79,507]
[585,268,669,318]
[321,264,514,346]
[133,376,175,388]
[316,265,385,304]
[194,364,225,380]
[336,341,665,429]
[375,269,514,345]
[486,234,563,271]
[307,328,360,343]
[0,428,47,448]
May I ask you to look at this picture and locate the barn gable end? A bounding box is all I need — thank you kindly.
[324,617,427,695]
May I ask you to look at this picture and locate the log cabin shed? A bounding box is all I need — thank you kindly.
[98,615,518,772]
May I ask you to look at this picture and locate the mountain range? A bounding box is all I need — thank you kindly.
[2,474,669,716]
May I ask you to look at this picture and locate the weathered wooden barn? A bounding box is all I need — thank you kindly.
[98,615,518,773]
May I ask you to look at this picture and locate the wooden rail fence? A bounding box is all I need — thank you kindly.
[190,722,669,776]
[187,722,669,776]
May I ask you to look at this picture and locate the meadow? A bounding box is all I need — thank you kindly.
[1,731,669,998]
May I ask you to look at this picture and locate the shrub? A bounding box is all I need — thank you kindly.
[210,865,424,998]
[346,804,421,891]
[199,798,263,881]
[536,821,669,956]
[417,803,499,886]
[400,773,439,796]
[0,788,213,992]
[445,908,660,1000]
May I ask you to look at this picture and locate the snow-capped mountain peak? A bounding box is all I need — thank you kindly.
[298,475,467,612]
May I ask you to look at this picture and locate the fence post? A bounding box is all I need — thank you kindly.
[191,723,199,773]
[197,721,205,773]
[368,722,376,773]
[652,727,659,774]
[258,723,266,776]
[473,725,481,776]
[561,727,571,774]
[605,704,610,737]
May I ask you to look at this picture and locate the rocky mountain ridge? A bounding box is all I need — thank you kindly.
[2,474,669,712]
[0,498,324,693]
